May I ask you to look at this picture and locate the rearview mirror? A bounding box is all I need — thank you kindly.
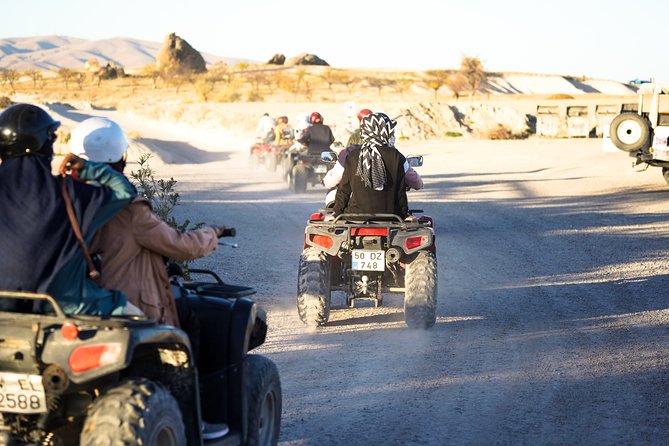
[407,155,423,168]
[321,151,337,163]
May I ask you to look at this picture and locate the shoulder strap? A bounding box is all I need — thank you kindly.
[60,176,101,282]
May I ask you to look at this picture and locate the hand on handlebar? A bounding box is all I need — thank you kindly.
[211,225,236,238]
[58,153,86,177]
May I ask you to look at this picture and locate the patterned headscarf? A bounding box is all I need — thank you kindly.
[356,113,397,190]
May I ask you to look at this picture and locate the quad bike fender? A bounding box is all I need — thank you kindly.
[391,227,435,255]
[40,324,192,384]
[304,225,347,256]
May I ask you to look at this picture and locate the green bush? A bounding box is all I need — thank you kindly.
[445,131,463,138]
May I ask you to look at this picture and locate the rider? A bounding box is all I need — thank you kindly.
[254,113,275,144]
[346,108,372,146]
[0,104,137,315]
[298,112,335,155]
[332,112,410,219]
[274,115,293,146]
[323,110,423,191]
[70,116,230,440]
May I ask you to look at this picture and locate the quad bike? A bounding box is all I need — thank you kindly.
[0,230,282,446]
[284,143,342,193]
[609,84,669,185]
[249,141,271,169]
[296,159,437,329]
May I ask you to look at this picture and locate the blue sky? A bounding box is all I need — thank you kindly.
[3,0,666,83]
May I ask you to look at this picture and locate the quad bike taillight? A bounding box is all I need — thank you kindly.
[69,343,123,374]
[309,234,333,249]
[405,235,429,250]
[61,322,79,340]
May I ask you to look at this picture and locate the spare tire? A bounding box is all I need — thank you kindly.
[609,113,651,152]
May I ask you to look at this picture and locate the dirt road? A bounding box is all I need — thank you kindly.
[47,104,669,445]
[158,136,668,445]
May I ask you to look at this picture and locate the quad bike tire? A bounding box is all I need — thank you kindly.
[609,113,651,153]
[245,355,282,446]
[404,252,437,329]
[292,165,308,193]
[80,378,185,446]
[297,247,331,327]
[266,153,278,172]
[250,152,260,169]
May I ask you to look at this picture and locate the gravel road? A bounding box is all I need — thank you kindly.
[47,105,669,445]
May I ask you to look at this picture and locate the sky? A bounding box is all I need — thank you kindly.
[2,0,667,84]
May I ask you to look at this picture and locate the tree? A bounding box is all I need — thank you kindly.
[425,70,449,101]
[57,68,75,90]
[1,69,20,94]
[141,64,161,89]
[445,73,467,99]
[26,69,43,89]
[460,56,486,99]
[393,78,413,99]
[367,77,389,97]
[161,65,193,93]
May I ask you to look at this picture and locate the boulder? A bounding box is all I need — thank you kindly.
[267,54,286,65]
[285,53,329,66]
[156,32,206,73]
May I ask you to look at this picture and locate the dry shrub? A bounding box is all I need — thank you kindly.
[0,96,12,108]
[547,93,574,100]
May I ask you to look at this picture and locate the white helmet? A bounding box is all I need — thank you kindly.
[70,117,128,163]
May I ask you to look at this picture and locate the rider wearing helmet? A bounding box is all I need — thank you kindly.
[0,104,137,315]
[346,108,372,147]
[298,111,335,155]
[74,116,232,440]
[274,115,293,146]
[71,117,224,328]
[323,109,423,190]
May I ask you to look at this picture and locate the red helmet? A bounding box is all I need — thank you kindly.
[357,108,372,122]
[310,112,323,124]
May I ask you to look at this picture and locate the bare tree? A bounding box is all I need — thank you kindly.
[140,64,161,89]
[367,77,389,97]
[460,56,486,99]
[425,70,449,101]
[26,69,43,89]
[1,69,20,94]
[161,65,193,93]
[57,68,75,90]
[445,73,467,99]
[393,78,413,99]
[74,72,85,90]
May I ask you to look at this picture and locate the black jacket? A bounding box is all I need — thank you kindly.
[298,123,335,154]
[333,145,409,218]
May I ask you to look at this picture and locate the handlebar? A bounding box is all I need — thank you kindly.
[219,227,236,238]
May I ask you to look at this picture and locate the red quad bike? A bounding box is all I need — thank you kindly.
[249,141,272,169]
[297,211,437,329]
[0,229,281,446]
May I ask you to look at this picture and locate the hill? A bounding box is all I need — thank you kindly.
[0,35,252,70]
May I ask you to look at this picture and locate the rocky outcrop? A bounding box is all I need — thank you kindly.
[267,54,286,65]
[85,60,124,80]
[285,53,329,66]
[156,32,206,73]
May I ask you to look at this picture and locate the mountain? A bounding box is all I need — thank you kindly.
[0,35,251,70]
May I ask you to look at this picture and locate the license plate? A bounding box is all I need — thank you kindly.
[351,250,385,271]
[313,165,328,173]
[0,372,47,414]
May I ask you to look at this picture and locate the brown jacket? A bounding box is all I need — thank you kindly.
[90,198,218,326]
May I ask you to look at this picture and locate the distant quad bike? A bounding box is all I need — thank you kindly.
[0,253,281,445]
[286,151,337,194]
[609,84,669,185]
[249,141,271,169]
[297,205,437,329]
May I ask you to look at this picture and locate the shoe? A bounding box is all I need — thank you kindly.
[202,421,230,441]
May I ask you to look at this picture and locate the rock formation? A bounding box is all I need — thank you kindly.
[285,53,329,66]
[156,32,206,73]
[267,54,286,65]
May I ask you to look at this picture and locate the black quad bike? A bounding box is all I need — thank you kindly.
[297,211,437,329]
[0,234,281,446]
[285,143,341,193]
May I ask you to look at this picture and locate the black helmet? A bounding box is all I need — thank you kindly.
[0,104,60,160]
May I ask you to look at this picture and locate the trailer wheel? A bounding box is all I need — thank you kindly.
[609,113,651,152]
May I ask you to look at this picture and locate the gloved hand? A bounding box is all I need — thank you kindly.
[211,225,228,237]
[324,214,335,222]
[58,153,86,176]
[404,215,417,222]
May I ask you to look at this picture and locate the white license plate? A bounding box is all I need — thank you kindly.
[313,165,328,173]
[351,250,385,271]
[0,372,47,414]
